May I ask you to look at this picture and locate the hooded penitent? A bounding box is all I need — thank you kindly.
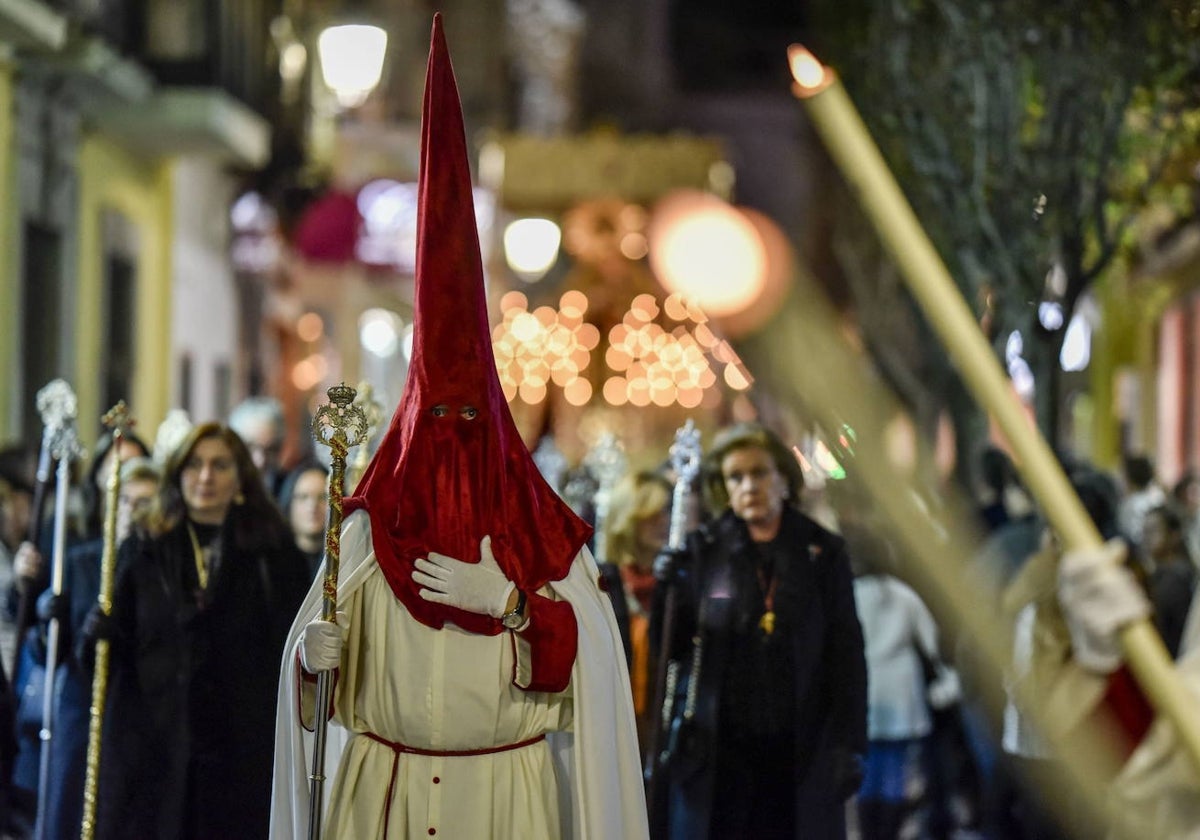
[344,14,592,636]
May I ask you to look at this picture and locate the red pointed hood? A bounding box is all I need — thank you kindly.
[344,14,591,634]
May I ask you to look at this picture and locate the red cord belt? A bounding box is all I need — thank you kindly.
[361,731,547,836]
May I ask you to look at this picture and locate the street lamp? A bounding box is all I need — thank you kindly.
[503,217,562,282]
[318,24,388,108]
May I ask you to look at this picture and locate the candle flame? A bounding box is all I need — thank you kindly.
[787,45,833,97]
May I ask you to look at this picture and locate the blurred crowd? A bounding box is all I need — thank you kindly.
[0,396,331,839]
[0,394,1196,839]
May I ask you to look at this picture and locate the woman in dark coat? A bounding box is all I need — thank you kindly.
[87,422,311,839]
[653,422,868,840]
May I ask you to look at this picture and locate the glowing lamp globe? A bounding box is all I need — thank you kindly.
[318,24,388,108]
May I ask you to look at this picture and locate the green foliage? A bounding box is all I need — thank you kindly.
[827,0,1199,305]
[814,0,1200,439]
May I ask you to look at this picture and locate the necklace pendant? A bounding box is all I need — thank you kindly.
[759,610,775,635]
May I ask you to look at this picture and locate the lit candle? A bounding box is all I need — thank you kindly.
[788,44,1200,771]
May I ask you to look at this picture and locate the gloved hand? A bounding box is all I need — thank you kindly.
[652,547,688,583]
[926,663,962,710]
[75,605,115,670]
[80,605,114,643]
[299,613,347,674]
[831,747,865,801]
[1057,538,1150,674]
[413,536,515,618]
[36,591,70,625]
[13,542,43,590]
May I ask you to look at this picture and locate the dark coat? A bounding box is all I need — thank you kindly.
[599,561,633,665]
[96,518,309,840]
[657,507,868,840]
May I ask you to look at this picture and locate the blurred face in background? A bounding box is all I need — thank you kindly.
[722,445,788,538]
[634,507,670,566]
[1142,509,1181,562]
[95,439,147,492]
[0,483,32,550]
[289,469,328,551]
[116,477,158,542]
[180,437,241,525]
[238,420,283,476]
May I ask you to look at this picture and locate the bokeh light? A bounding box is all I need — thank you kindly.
[648,190,768,317]
[493,286,757,407]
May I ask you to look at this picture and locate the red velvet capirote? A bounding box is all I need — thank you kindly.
[344,14,592,635]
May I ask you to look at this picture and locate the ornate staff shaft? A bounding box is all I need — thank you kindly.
[644,420,701,822]
[583,432,626,565]
[36,388,82,840]
[80,403,134,840]
[16,381,74,670]
[308,384,367,840]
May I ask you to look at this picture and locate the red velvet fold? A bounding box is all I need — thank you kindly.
[344,14,591,636]
[511,594,579,692]
[1097,663,1155,763]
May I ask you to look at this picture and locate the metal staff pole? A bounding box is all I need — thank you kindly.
[307,384,368,840]
[16,380,75,666]
[644,420,701,830]
[80,402,134,840]
[36,385,82,840]
[582,432,627,565]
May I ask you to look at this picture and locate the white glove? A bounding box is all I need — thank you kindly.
[926,664,962,710]
[413,536,515,618]
[1058,538,1151,674]
[299,613,348,674]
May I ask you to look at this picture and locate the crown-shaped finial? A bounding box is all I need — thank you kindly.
[326,382,357,408]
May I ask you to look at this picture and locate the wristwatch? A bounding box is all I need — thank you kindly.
[501,589,527,630]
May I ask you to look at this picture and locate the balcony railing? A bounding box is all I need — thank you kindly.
[43,0,282,115]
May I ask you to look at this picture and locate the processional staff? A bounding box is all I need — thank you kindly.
[345,381,383,493]
[14,382,69,664]
[307,384,368,840]
[34,380,83,840]
[582,432,627,564]
[79,402,135,840]
[644,420,702,825]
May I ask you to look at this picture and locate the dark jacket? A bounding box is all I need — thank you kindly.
[96,518,309,840]
[656,507,868,840]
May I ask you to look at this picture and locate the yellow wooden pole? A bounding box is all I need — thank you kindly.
[788,45,1200,771]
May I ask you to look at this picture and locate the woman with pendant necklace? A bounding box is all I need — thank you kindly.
[652,422,868,839]
[81,422,311,839]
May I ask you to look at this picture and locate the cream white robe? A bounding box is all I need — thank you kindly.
[271,511,648,840]
[1108,588,1200,839]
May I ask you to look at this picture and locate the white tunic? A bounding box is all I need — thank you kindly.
[323,570,570,838]
[271,511,648,840]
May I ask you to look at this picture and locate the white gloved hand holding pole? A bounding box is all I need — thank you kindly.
[1058,538,1151,674]
[413,535,515,618]
[299,612,348,674]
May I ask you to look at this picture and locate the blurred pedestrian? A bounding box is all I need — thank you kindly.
[847,524,961,840]
[278,461,329,577]
[1139,504,1197,658]
[228,396,287,498]
[10,430,149,833]
[1117,454,1165,552]
[84,422,310,839]
[653,421,867,839]
[600,469,671,737]
[34,455,159,840]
